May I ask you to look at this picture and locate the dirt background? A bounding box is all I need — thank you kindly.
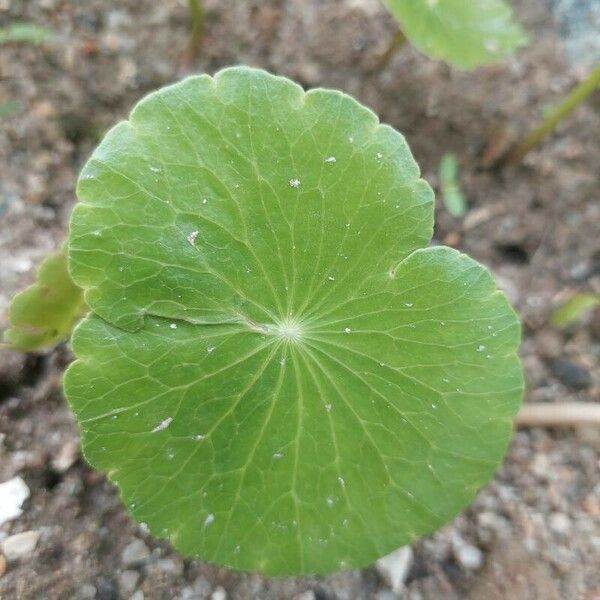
[1,1,599,599]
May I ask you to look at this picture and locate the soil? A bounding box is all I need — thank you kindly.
[1,1,599,599]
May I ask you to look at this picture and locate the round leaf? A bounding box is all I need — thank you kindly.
[383,0,528,69]
[65,67,523,575]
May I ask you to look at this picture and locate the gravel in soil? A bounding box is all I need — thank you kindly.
[1,1,599,598]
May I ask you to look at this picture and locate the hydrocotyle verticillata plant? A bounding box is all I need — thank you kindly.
[382,0,528,69]
[11,67,523,575]
[4,246,85,351]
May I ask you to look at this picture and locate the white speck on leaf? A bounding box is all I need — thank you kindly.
[348,136,354,143]
[152,417,173,433]
[289,178,301,188]
[194,434,206,441]
[202,198,208,204]
[325,403,332,412]
[404,303,413,307]
[327,276,335,281]
[204,513,215,528]
[376,152,383,160]
[272,452,284,460]
[187,230,199,245]
[326,497,334,507]
[337,477,345,488]
[324,156,337,164]
[344,327,351,334]
[169,323,177,330]
[149,165,161,173]
[207,346,215,354]
[476,345,486,352]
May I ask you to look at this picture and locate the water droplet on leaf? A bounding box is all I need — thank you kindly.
[152,417,173,433]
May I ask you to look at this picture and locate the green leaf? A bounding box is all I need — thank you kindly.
[0,22,53,45]
[551,293,600,328]
[64,67,523,575]
[0,100,21,119]
[4,247,86,351]
[383,0,528,69]
[439,153,467,217]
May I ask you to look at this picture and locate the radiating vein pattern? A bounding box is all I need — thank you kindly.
[65,67,523,575]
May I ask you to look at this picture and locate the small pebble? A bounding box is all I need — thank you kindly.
[293,592,316,600]
[51,440,80,473]
[549,512,571,535]
[118,569,140,596]
[375,591,397,600]
[1,530,40,561]
[531,452,551,479]
[550,358,591,390]
[0,476,30,526]
[211,586,227,600]
[154,557,184,576]
[121,539,150,567]
[77,583,97,599]
[375,545,413,592]
[452,535,483,571]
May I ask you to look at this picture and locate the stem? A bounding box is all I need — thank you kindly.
[374,29,407,71]
[505,64,600,165]
[515,402,600,428]
[188,0,204,58]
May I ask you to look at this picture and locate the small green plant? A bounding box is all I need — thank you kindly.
[0,99,21,119]
[4,247,85,351]
[551,292,600,329]
[187,0,204,58]
[504,63,600,164]
[179,0,205,70]
[439,153,467,217]
[381,0,528,69]
[0,22,53,45]
[5,67,523,575]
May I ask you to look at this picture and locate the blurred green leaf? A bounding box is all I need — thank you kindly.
[551,293,600,328]
[439,153,467,217]
[0,22,53,45]
[0,100,21,118]
[4,246,86,351]
[383,0,528,69]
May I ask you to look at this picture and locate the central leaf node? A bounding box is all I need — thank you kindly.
[275,318,303,342]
